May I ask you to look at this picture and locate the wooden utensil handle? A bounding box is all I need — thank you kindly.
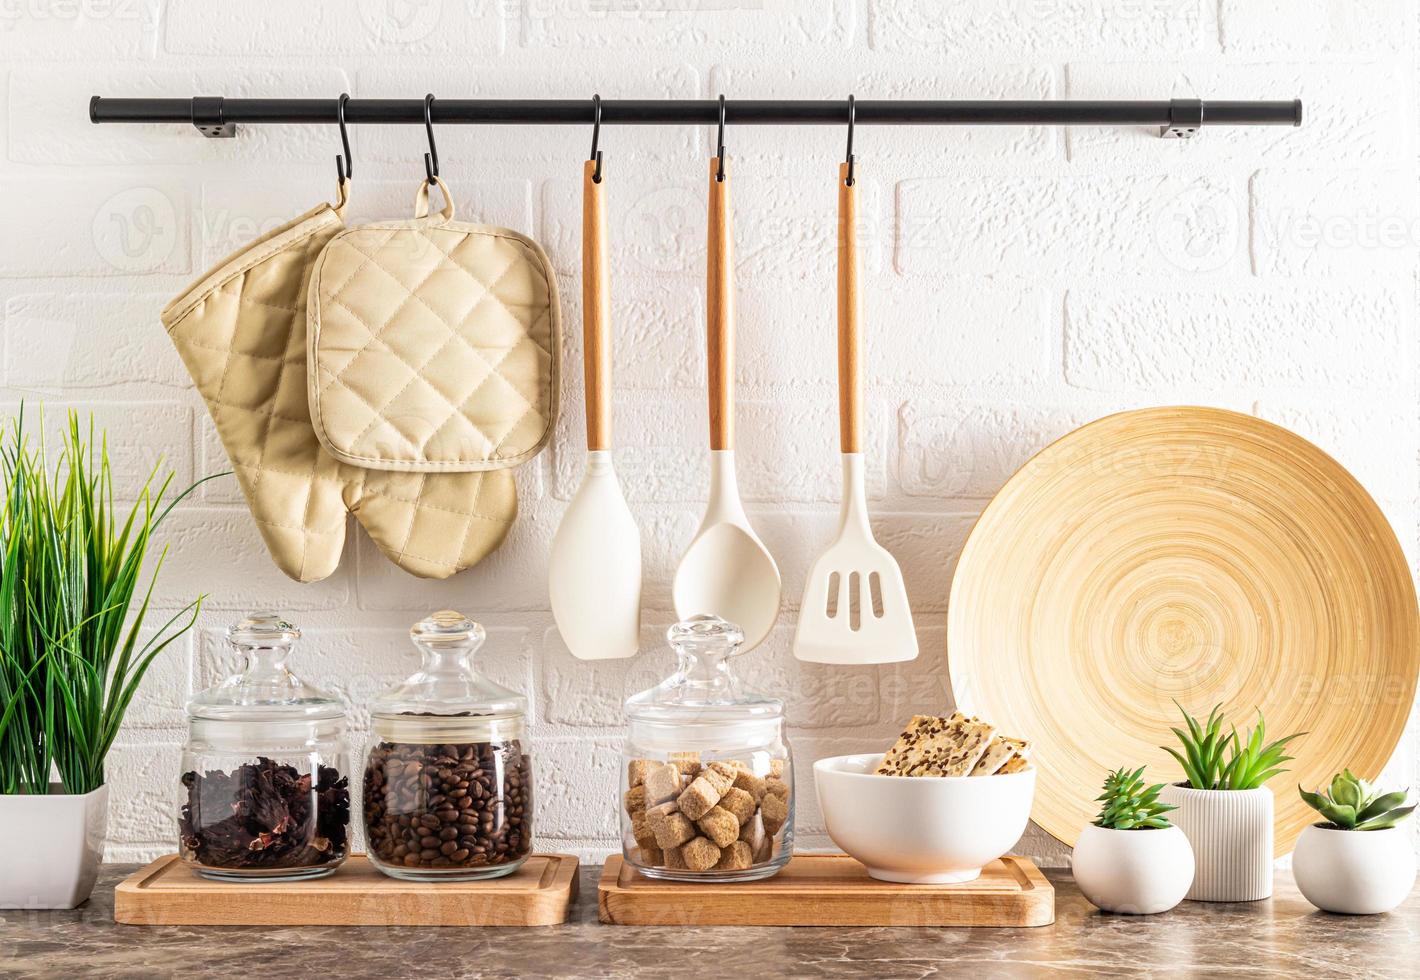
[837,161,861,454]
[707,157,734,451]
[582,158,611,451]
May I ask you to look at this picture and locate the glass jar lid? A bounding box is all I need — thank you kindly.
[369,610,526,720]
[624,615,784,729]
[186,612,344,723]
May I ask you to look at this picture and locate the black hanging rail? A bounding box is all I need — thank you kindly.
[90,96,1302,140]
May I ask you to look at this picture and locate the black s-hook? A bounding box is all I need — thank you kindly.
[335,92,353,183]
[423,93,439,184]
[715,94,727,182]
[844,94,856,187]
[590,93,603,182]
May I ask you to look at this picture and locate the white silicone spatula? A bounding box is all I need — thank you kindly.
[549,158,642,660]
[672,157,782,653]
[793,162,917,664]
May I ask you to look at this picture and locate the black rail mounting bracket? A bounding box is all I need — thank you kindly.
[1160,98,1204,139]
[191,96,236,139]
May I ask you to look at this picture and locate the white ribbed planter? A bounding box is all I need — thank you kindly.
[1158,784,1272,902]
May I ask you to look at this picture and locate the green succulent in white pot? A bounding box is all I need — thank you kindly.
[1292,771,1415,914]
[1157,703,1303,903]
[0,410,210,909]
[1072,766,1194,915]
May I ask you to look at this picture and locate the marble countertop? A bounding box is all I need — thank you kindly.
[2,864,1416,979]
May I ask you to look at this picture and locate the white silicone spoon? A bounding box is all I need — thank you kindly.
[549,158,642,660]
[672,156,782,653]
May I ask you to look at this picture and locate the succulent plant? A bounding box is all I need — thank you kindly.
[1162,703,1302,791]
[1093,766,1177,830]
[1300,771,1415,831]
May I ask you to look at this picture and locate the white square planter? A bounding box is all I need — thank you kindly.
[0,784,109,909]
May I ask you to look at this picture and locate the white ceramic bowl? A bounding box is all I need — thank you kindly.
[814,753,1036,883]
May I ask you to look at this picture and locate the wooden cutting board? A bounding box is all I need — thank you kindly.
[597,854,1054,926]
[114,854,578,926]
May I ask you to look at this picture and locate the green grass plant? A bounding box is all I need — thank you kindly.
[0,408,211,795]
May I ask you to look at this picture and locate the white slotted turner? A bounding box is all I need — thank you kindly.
[792,161,918,664]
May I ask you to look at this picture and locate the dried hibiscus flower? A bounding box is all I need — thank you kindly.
[179,757,350,870]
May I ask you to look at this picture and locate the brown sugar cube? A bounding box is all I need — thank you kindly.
[628,759,655,788]
[764,776,790,801]
[639,844,664,866]
[696,806,740,848]
[718,786,756,826]
[669,751,702,777]
[702,761,739,794]
[646,801,688,840]
[647,804,696,849]
[631,811,658,851]
[663,845,687,869]
[643,762,683,805]
[623,784,647,815]
[715,840,754,872]
[681,836,722,872]
[676,775,724,821]
[769,759,786,777]
[732,769,766,803]
[760,791,789,835]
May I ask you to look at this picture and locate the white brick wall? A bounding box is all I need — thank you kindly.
[3,1,1416,870]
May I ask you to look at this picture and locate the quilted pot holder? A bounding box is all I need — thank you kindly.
[307,176,560,473]
[162,180,516,582]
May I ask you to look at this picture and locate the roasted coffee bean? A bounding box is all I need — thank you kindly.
[362,734,531,874]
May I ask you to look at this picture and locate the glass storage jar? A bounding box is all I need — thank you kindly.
[621,615,793,882]
[361,610,532,881]
[178,613,351,881]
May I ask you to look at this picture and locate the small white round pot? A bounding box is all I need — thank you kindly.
[1292,824,1417,915]
[1071,823,1194,914]
[1158,783,1272,902]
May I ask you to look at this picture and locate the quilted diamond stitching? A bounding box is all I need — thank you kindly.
[164,206,515,582]
[324,231,534,445]
[310,220,555,470]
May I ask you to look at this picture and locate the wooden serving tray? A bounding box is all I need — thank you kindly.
[598,853,1054,927]
[115,853,578,926]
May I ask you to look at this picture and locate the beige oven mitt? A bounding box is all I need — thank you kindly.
[307,176,559,472]
[161,180,515,582]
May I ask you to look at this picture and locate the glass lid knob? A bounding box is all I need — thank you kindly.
[227,611,300,646]
[667,614,744,659]
[411,609,485,649]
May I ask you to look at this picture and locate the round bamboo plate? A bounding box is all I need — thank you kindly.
[947,406,1419,855]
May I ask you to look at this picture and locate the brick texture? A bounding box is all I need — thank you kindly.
[2,2,1415,873]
